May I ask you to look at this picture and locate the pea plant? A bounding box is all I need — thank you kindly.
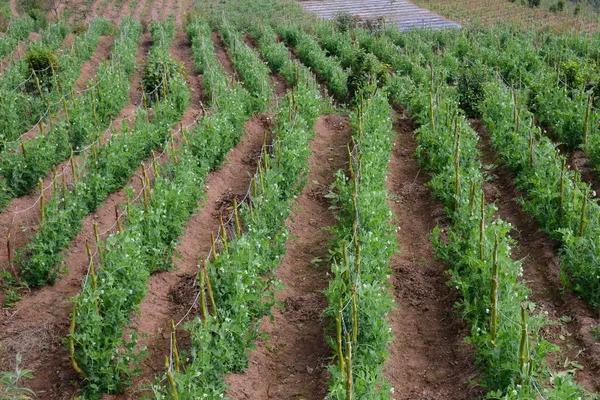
[0,18,113,198]
[276,22,349,102]
[480,81,600,310]
[248,24,313,87]
[216,19,273,113]
[358,27,586,398]
[152,48,322,400]
[324,87,396,400]
[0,20,69,151]
[0,14,37,58]
[17,18,197,288]
[68,25,193,396]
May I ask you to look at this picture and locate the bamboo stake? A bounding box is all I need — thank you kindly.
[479,189,485,261]
[115,205,123,233]
[199,263,208,321]
[202,260,217,316]
[93,222,102,265]
[559,160,566,222]
[351,286,358,345]
[490,233,499,346]
[165,356,179,400]
[171,320,181,372]
[85,241,97,292]
[7,233,16,277]
[518,303,529,381]
[336,299,346,373]
[38,179,45,224]
[210,232,218,261]
[578,188,589,236]
[583,94,593,148]
[69,304,86,378]
[233,198,242,236]
[345,334,353,400]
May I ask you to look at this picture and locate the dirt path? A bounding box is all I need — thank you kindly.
[383,111,483,400]
[9,0,18,16]
[225,114,350,400]
[567,149,600,199]
[473,119,600,391]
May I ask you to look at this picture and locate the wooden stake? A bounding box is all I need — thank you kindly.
[115,205,123,233]
[69,304,86,378]
[490,233,499,346]
[518,303,529,380]
[583,94,593,148]
[170,320,181,372]
[233,198,242,236]
[38,179,45,224]
[578,188,589,236]
[165,356,179,400]
[199,264,208,321]
[345,334,353,400]
[479,189,485,261]
[85,241,97,292]
[336,299,346,373]
[202,260,217,316]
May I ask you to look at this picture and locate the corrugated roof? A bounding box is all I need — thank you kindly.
[300,0,461,31]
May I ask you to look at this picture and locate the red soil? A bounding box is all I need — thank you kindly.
[384,111,483,399]
[473,119,600,392]
[225,114,351,400]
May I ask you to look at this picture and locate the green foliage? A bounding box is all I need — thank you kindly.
[24,42,59,92]
[277,23,349,102]
[480,82,600,309]
[152,33,322,397]
[143,18,182,102]
[0,15,37,58]
[325,88,396,399]
[0,354,34,400]
[0,18,111,196]
[217,19,273,112]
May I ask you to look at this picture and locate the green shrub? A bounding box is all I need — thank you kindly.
[25,43,58,93]
[142,53,185,102]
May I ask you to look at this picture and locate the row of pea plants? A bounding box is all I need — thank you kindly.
[0,14,38,58]
[323,87,395,400]
[405,25,600,311]
[68,14,271,396]
[350,27,587,398]
[0,20,69,145]
[0,18,112,209]
[247,24,315,88]
[479,80,600,310]
[215,18,273,112]
[151,39,323,400]
[276,22,349,102]
[445,28,600,164]
[68,18,194,396]
[382,27,600,184]
[0,18,111,150]
[15,17,147,287]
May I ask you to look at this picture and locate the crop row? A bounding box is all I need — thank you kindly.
[310,23,587,397]
[0,18,111,150]
[69,18,192,395]
[0,14,38,59]
[152,19,323,399]
[17,17,144,287]
[0,19,112,209]
[69,16,273,396]
[324,87,395,399]
[0,20,69,148]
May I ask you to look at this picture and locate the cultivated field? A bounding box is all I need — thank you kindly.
[0,0,599,399]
